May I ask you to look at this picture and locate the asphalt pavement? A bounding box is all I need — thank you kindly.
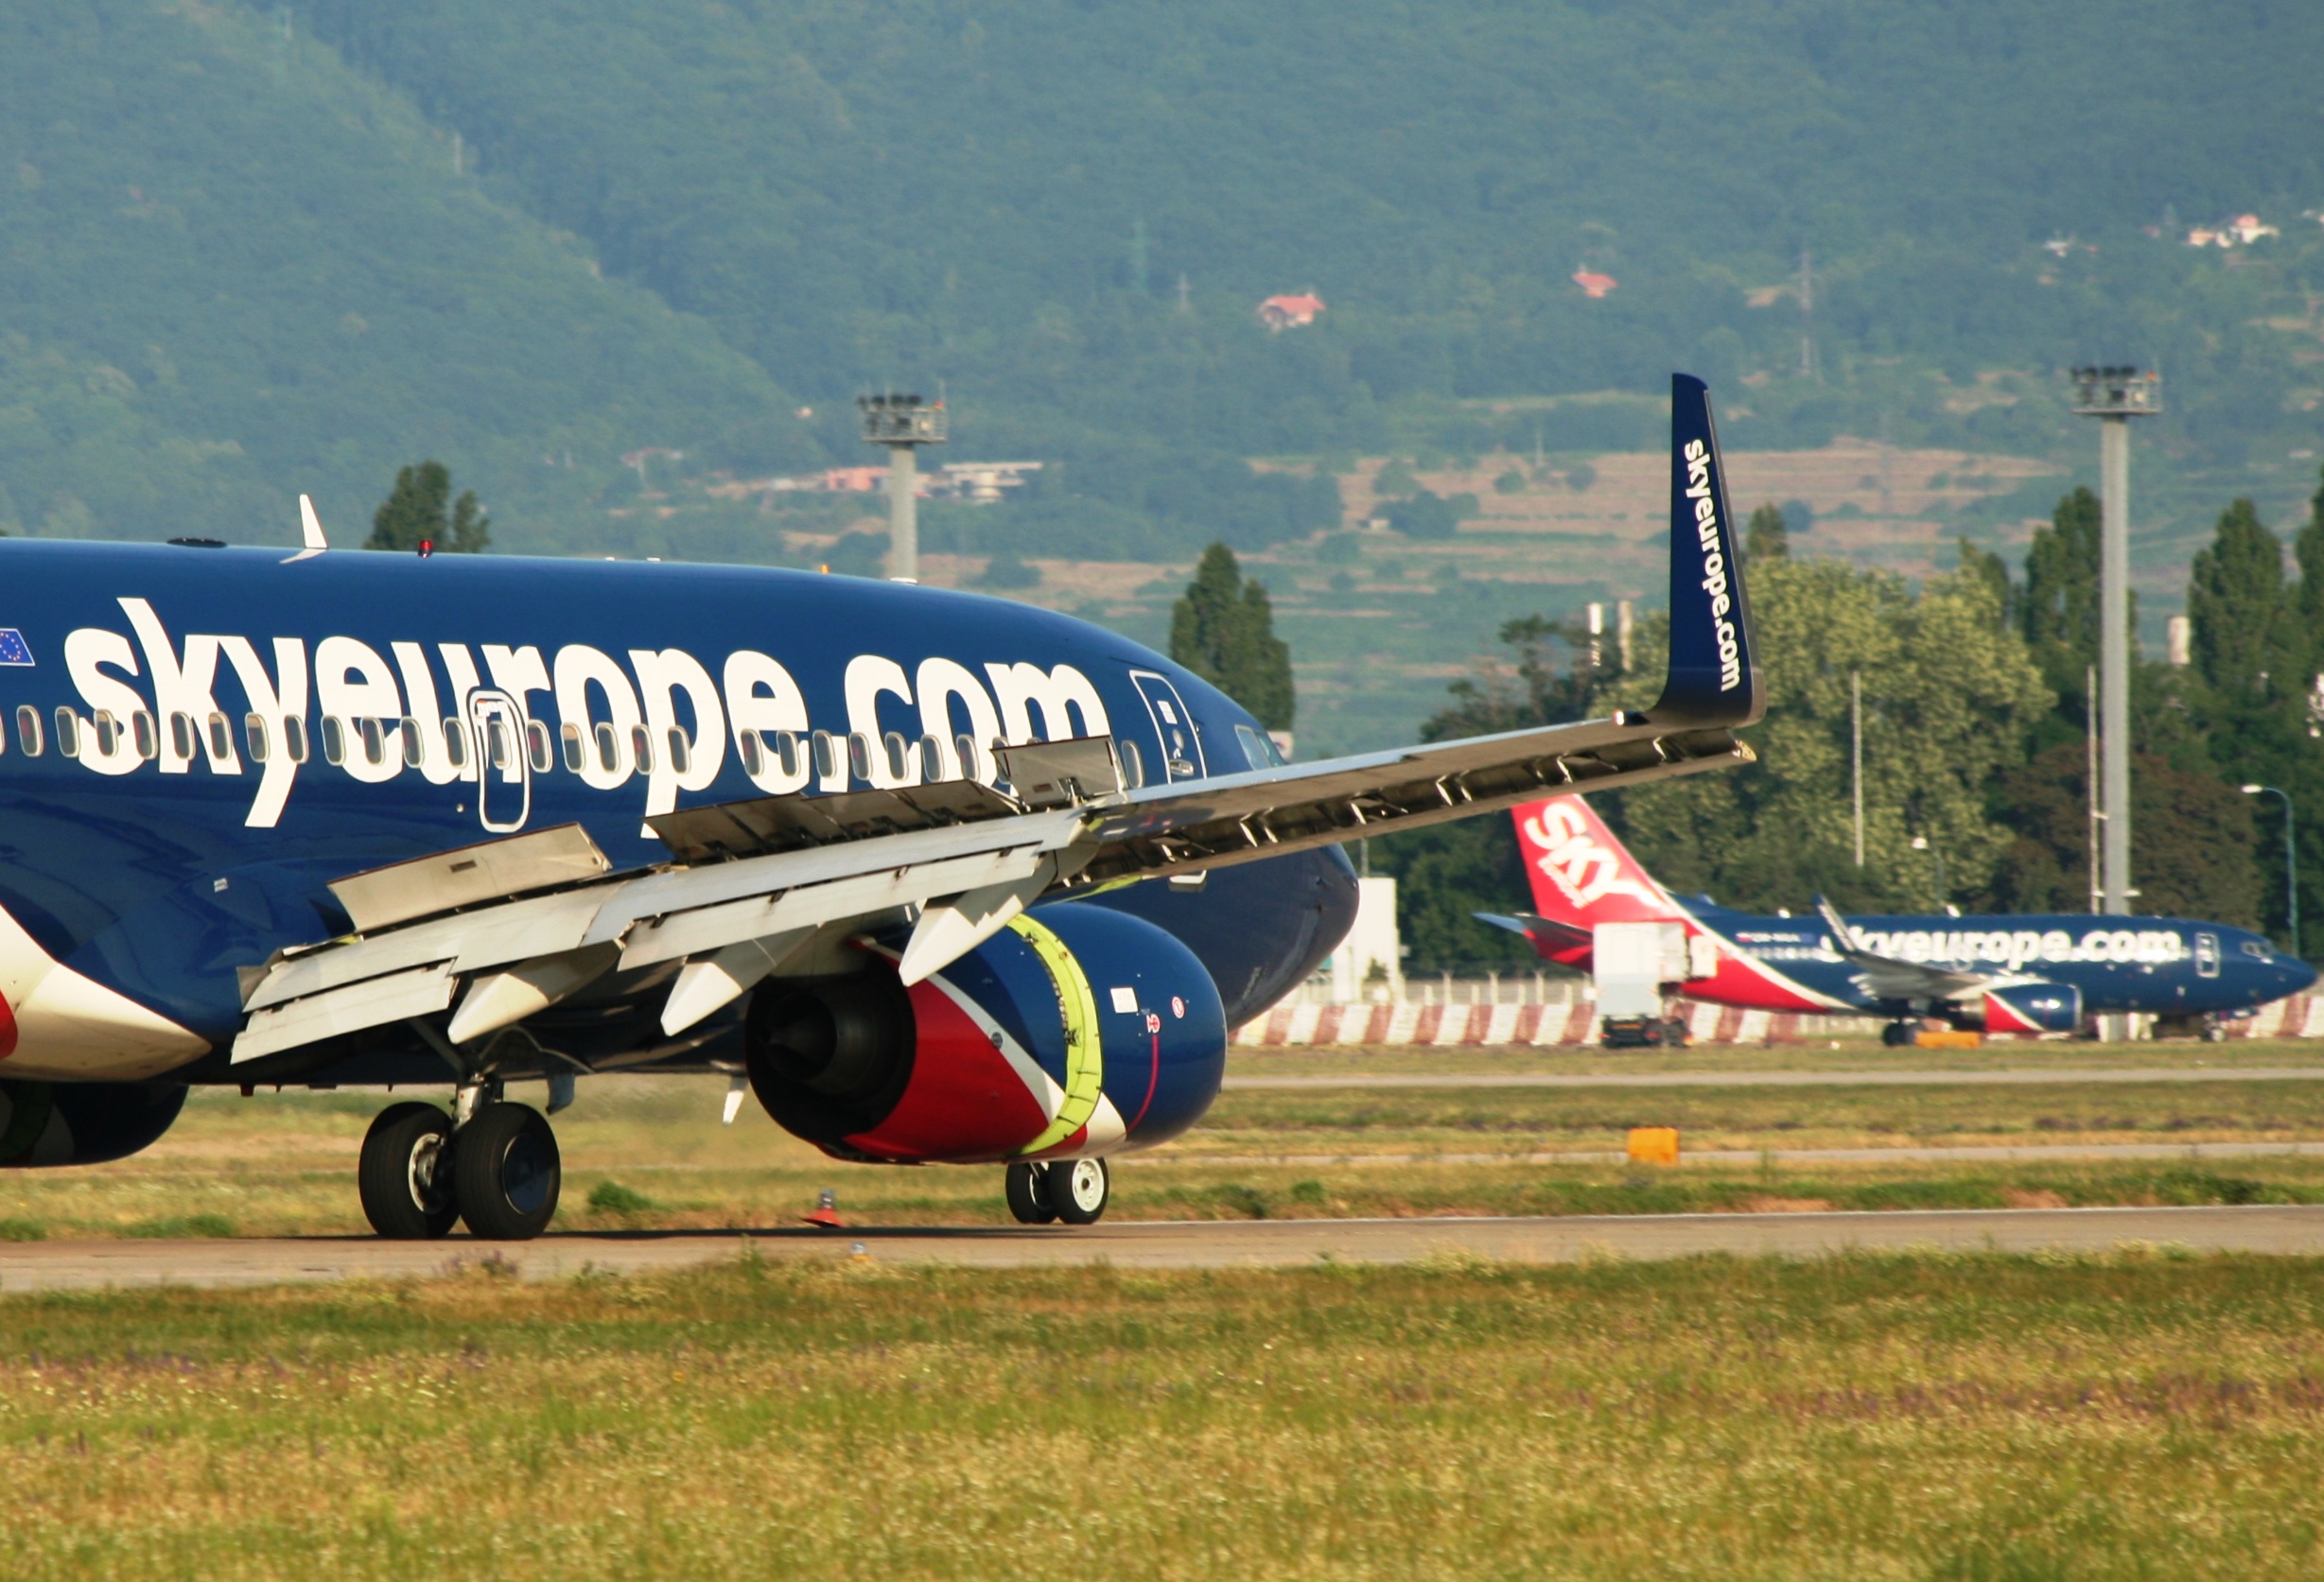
[7,1205,2324,1292]
[1225,1067,2324,1089]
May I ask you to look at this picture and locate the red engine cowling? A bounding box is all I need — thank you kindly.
[744,902,1227,1164]
[1974,982,2083,1034]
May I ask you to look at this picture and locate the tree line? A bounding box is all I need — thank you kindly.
[1321,476,2324,972]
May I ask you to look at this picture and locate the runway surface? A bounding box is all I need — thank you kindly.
[1166,1139,2324,1168]
[1226,1067,2324,1090]
[7,1205,2324,1292]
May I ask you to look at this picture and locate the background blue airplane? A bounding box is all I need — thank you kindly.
[1485,792,2315,1044]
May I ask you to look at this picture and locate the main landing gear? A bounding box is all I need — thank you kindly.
[1004,1157,1110,1226]
[358,1088,564,1241]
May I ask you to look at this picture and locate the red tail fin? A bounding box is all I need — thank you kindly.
[1511,795,1683,928]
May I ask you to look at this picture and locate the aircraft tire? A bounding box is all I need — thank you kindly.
[358,1102,460,1241]
[1052,1157,1110,1226]
[453,1102,562,1241]
[1005,1161,1058,1225]
[1881,1021,1913,1048]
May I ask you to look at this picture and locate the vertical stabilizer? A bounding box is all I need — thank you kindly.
[1649,374,1762,726]
[1510,795,1683,930]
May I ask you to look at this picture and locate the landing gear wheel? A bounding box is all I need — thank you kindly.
[1005,1161,1058,1225]
[453,1102,562,1241]
[1051,1158,1110,1226]
[358,1102,459,1240]
[1881,1020,1914,1048]
[1663,1017,1690,1049]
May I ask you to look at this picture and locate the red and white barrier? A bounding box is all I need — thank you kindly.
[1232,999,1831,1048]
[1234,993,2323,1048]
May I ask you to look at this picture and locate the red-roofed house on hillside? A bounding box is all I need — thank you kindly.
[1258,292,1326,330]
[1572,269,1618,299]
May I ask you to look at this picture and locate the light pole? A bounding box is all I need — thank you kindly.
[2070,365,2160,916]
[2242,784,2299,959]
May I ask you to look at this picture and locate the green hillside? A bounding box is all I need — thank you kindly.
[3,1,2320,735]
[0,2,810,548]
[302,0,2324,537]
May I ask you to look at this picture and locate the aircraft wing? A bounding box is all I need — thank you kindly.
[1811,895,1992,1002]
[233,374,1763,1067]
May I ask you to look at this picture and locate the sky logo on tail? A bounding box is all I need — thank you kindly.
[1516,799,1666,915]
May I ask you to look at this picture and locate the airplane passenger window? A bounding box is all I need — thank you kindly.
[527,721,553,773]
[775,730,803,779]
[811,730,839,782]
[487,720,512,771]
[594,721,619,773]
[629,724,654,774]
[954,732,981,782]
[847,733,873,784]
[561,722,586,773]
[243,714,270,764]
[53,708,79,759]
[208,713,233,762]
[1118,739,1145,789]
[283,716,308,764]
[400,719,424,764]
[15,704,41,757]
[170,712,197,762]
[738,730,764,777]
[917,734,944,782]
[357,717,385,767]
[319,717,345,766]
[665,726,690,774]
[882,731,910,781]
[131,710,158,761]
[441,718,466,769]
[93,711,120,757]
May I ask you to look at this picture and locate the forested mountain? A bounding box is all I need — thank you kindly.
[3,1,2318,555]
[0,4,808,546]
[303,0,2324,536]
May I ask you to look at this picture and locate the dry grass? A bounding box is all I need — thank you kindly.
[9,1064,2324,1239]
[3,1252,2322,1579]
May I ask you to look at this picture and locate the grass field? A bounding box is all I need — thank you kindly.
[5,1043,2324,1239]
[4,1252,2321,1579]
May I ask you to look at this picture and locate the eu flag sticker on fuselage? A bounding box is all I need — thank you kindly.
[0,629,33,666]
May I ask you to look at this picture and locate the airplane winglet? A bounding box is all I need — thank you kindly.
[286,494,329,563]
[1645,374,1764,729]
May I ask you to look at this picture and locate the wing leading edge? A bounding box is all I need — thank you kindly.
[231,373,1764,1068]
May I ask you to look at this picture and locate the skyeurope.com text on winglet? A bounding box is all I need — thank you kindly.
[1641,372,1765,730]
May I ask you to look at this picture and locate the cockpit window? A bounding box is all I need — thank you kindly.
[2243,940,2273,960]
[1234,723,1285,770]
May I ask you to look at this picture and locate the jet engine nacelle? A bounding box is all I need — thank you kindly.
[1971,982,2083,1034]
[0,1079,186,1168]
[744,903,1227,1164]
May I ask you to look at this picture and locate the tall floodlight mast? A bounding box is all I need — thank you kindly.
[858,392,947,582]
[2069,365,2161,920]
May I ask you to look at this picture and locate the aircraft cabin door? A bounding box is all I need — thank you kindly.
[1128,670,1207,782]
[467,688,531,834]
[2194,931,2221,979]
